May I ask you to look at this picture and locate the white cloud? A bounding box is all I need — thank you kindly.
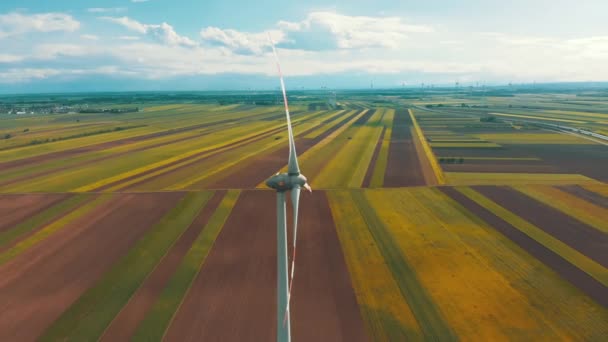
[1,10,608,86]
[131,0,150,2]
[0,54,24,63]
[0,12,80,39]
[148,23,197,47]
[87,8,127,14]
[200,27,286,55]
[0,68,63,83]
[119,35,140,41]
[278,11,433,50]
[0,66,137,83]
[80,34,99,40]
[100,16,147,33]
[32,43,97,60]
[101,16,196,47]
[201,11,433,55]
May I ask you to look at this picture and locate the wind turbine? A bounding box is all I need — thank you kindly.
[265,35,312,342]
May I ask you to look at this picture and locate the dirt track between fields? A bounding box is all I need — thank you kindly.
[0,192,183,341]
[559,185,608,209]
[164,190,365,341]
[384,109,425,187]
[100,191,226,341]
[0,193,70,231]
[440,187,607,307]
[476,186,608,268]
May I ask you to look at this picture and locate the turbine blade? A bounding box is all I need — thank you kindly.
[268,34,300,175]
[284,185,300,326]
[304,183,312,193]
[276,191,291,341]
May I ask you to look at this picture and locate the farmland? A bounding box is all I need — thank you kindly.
[0,87,606,340]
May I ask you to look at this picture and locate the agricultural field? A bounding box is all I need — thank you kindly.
[0,88,606,340]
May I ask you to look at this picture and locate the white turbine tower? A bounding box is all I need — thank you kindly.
[265,35,311,342]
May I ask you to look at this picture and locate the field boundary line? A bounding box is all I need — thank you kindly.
[351,190,457,340]
[128,190,240,341]
[408,109,445,185]
[0,194,89,250]
[159,190,239,341]
[0,193,110,266]
[456,187,608,287]
[513,185,608,234]
[97,191,216,341]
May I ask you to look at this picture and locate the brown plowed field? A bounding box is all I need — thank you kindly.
[441,163,557,173]
[100,190,226,342]
[202,110,362,189]
[476,186,608,268]
[164,190,277,341]
[384,109,425,187]
[362,125,387,188]
[0,192,183,341]
[290,191,367,341]
[440,187,608,307]
[431,146,532,159]
[165,190,364,341]
[507,144,608,182]
[0,193,70,231]
[559,185,608,209]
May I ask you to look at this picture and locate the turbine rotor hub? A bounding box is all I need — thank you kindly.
[266,172,307,192]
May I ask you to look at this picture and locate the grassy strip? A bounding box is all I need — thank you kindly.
[408,109,445,184]
[351,190,457,340]
[314,110,382,188]
[475,133,595,145]
[582,184,608,197]
[436,156,541,161]
[255,109,369,188]
[327,190,422,340]
[0,126,157,163]
[430,142,502,148]
[132,190,240,341]
[0,194,91,249]
[369,109,394,187]
[514,185,608,234]
[456,187,608,287]
[39,191,213,341]
[0,194,110,266]
[348,111,385,187]
[436,187,608,339]
[445,172,600,186]
[489,112,587,124]
[72,122,285,192]
[303,110,348,139]
[373,188,564,340]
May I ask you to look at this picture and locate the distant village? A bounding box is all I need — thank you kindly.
[0,104,140,115]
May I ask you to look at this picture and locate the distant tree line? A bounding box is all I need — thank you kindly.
[78,107,140,114]
[438,157,465,164]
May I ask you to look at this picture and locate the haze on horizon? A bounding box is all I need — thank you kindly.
[1,0,607,93]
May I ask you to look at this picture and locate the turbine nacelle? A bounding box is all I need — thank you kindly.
[266,173,310,192]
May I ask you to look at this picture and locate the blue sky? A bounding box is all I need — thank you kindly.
[1,0,607,92]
